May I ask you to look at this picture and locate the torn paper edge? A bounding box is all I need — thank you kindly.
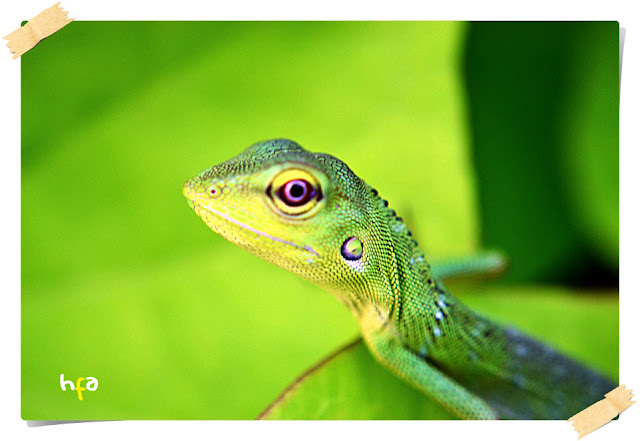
[568,384,635,439]
[3,2,74,59]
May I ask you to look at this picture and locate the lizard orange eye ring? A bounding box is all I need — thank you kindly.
[278,179,316,207]
[268,169,323,218]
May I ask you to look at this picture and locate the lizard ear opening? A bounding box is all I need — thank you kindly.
[341,237,363,260]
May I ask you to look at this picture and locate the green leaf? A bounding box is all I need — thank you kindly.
[260,286,617,420]
[259,339,456,420]
[557,23,619,270]
[464,22,618,283]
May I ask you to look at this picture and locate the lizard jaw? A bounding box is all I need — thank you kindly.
[195,199,320,258]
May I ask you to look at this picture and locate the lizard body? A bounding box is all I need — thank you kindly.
[183,139,614,419]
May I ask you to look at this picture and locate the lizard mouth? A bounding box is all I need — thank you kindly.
[194,198,320,257]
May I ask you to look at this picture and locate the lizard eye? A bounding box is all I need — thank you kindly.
[269,168,323,217]
[278,179,314,206]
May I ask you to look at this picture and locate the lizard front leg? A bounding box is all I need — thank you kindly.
[362,325,498,420]
[430,250,508,282]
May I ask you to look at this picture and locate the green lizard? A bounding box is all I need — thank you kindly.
[183,138,615,419]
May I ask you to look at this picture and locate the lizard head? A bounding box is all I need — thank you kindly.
[183,139,391,305]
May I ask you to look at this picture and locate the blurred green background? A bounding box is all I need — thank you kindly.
[21,21,618,420]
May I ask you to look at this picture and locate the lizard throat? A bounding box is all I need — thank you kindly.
[195,200,320,257]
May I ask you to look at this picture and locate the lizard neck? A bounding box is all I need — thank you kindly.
[370,196,499,361]
[355,187,443,341]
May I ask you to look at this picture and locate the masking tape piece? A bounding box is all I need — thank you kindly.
[568,385,635,439]
[3,2,73,59]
